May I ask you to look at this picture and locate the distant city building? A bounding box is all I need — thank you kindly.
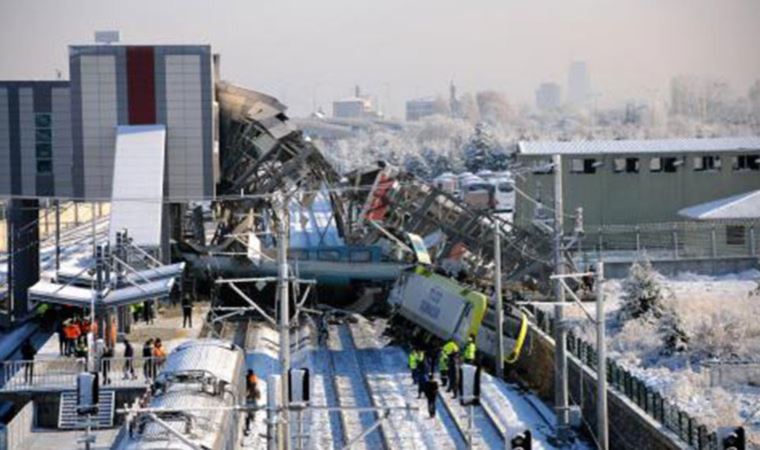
[449,81,461,119]
[567,61,591,105]
[535,82,562,111]
[406,97,448,121]
[332,85,377,119]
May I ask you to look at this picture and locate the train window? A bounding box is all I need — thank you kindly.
[349,250,372,263]
[649,157,662,172]
[317,250,341,261]
[289,250,310,260]
[497,182,513,192]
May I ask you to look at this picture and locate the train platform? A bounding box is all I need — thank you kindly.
[0,302,209,394]
[15,427,120,450]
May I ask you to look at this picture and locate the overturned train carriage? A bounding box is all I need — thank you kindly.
[388,266,528,365]
[112,339,247,450]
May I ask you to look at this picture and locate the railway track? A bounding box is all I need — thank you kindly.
[326,323,388,450]
[348,320,463,450]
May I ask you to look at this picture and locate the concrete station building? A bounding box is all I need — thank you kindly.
[0,42,219,324]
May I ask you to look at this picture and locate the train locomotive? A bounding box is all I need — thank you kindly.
[388,266,528,366]
[112,339,247,450]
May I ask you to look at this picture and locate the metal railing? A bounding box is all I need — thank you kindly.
[0,356,161,392]
[529,307,722,450]
[574,220,760,263]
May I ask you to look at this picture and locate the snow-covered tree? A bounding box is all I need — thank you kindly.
[618,259,669,321]
[618,258,689,354]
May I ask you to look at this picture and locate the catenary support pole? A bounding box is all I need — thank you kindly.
[596,262,608,450]
[55,200,61,271]
[494,217,504,378]
[277,196,291,450]
[91,202,97,257]
[552,154,570,442]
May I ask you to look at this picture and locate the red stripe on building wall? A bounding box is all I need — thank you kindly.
[126,47,156,125]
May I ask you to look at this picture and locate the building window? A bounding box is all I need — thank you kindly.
[615,157,640,173]
[726,225,746,246]
[571,158,597,174]
[662,157,682,173]
[732,154,760,171]
[36,160,52,174]
[35,113,51,128]
[35,128,52,143]
[532,159,554,175]
[649,157,662,172]
[694,155,721,171]
[34,113,53,175]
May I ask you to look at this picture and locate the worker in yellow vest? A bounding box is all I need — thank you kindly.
[463,334,477,364]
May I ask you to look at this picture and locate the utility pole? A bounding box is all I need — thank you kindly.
[276,195,291,450]
[494,217,504,378]
[596,262,608,450]
[553,154,570,442]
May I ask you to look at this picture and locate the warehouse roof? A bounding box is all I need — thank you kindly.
[517,137,760,156]
[678,190,760,220]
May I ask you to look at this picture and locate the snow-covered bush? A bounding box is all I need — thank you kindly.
[689,311,747,359]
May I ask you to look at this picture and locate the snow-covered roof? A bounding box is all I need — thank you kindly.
[518,137,760,156]
[678,190,760,220]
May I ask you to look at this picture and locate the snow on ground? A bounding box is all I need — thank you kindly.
[559,268,760,446]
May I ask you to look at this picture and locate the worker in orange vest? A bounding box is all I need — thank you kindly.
[63,320,80,356]
[152,338,167,373]
[244,369,260,435]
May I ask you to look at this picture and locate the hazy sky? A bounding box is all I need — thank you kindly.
[1,0,759,118]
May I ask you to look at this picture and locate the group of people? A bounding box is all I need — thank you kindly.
[129,301,155,326]
[409,334,477,418]
[58,317,96,357]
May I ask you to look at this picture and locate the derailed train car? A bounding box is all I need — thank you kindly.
[388,266,528,366]
[112,340,247,450]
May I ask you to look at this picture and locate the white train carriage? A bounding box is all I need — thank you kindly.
[113,339,247,450]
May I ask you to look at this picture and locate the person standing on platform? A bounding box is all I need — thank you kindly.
[181,294,193,329]
[21,339,35,384]
[101,345,113,385]
[142,339,154,381]
[123,339,136,380]
[57,320,66,356]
